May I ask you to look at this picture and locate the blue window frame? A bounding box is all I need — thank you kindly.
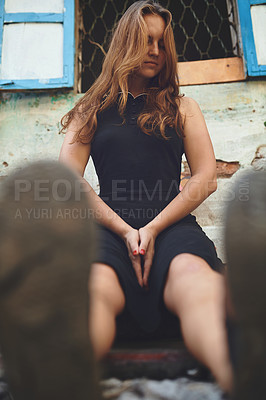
[0,0,75,90]
[237,0,266,76]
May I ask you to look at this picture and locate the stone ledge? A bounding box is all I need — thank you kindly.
[101,340,201,380]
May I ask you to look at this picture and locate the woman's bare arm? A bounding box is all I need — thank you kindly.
[145,96,217,236]
[59,120,144,286]
[59,120,132,239]
[138,96,217,286]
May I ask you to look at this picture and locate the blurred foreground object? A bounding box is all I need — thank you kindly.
[225,170,266,400]
[0,161,100,400]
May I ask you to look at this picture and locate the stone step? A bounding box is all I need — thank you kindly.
[101,340,206,380]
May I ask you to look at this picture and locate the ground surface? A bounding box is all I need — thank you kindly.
[101,377,225,400]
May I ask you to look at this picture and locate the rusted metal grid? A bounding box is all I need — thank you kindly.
[78,0,240,92]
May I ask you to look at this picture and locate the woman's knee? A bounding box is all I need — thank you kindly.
[167,253,211,283]
[163,254,213,309]
[89,263,126,315]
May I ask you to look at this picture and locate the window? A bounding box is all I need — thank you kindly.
[237,0,266,76]
[0,0,75,90]
[77,0,245,91]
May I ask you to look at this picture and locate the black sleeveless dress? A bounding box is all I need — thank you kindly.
[91,92,222,338]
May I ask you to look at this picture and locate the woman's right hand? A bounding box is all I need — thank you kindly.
[123,228,143,287]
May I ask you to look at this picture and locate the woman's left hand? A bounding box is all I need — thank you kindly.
[138,225,157,288]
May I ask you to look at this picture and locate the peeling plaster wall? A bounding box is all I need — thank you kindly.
[1,80,266,260]
[180,81,266,260]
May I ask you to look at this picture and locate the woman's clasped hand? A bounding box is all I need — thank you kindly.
[123,225,157,288]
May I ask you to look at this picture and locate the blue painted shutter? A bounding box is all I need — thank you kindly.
[0,0,75,89]
[237,0,266,76]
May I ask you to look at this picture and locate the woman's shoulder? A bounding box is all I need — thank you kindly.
[178,96,202,125]
[179,96,201,114]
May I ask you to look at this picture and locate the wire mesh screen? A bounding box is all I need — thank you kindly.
[78,0,240,92]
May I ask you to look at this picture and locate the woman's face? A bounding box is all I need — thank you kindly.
[136,14,166,82]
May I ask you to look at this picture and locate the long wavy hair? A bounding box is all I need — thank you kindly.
[61,0,184,143]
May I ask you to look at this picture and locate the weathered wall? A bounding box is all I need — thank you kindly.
[1,80,265,260]
[182,81,266,260]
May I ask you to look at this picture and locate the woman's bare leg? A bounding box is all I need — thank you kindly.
[89,263,126,359]
[163,253,233,392]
